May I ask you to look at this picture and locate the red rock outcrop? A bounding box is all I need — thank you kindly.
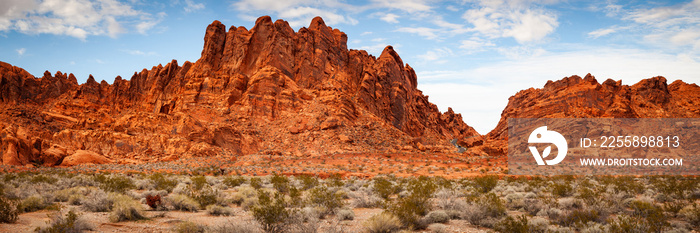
[0,16,479,166]
[484,74,700,155]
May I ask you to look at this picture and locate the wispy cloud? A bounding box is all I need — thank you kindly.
[16,47,25,55]
[122,49,157,56]
[232,0,359,28]
[0,0,158,40]
[395,27,439,40]
[462,0,559,43]
[184,0,205,13]
[379,13,399,23]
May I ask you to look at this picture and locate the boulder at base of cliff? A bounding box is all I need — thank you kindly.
[59,150,113,166]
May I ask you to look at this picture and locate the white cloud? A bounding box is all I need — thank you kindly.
[459,38,494,51]
[416,47,453,62]
[462,0,559,43]
[417,47,700,133]
[16,47,25,55]
[0,0,155,39]
[95,59,104,64]
[370,0,431,13]
[232,0,358,28]
[123,49,156,56]
[184,0,204,13]
[380,13,399,23]
[360,31,372,36]
[395,27,439,40]
[588,27,616,38]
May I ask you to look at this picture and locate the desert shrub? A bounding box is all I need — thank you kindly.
[558,197,584,210]
[478,192,506,218]
[663,200,687,217]
[353,188,382,208]
[386,176,436,229]
[223,176,246,188]
[146,194,162,209]
[134,178,154,190]
[651,176,696,199]
[607,215,650,233]
[296,174,319,190]
[336,208,355,221]
[250,177,263,189]
[54,187,85,202]
[557,208,603,227]
[180,176,220,209]
[679,204,700,229]
[35,210,93,233]
[270,173,290,193]
[373,177,399,200]
[427,223,447,233]
[551,181,573,197]
[528,217,550,233]
[629,200,669,232]
[364,213,402,233]
[95,174,135,194]
[504,192,525,209]
[495,215,530,233]
[0,197,19,223]
[67,195,82,205]
[423,210,449,224]
[472,175,499,193]
[18,194,50,212]
[148,173,178,192]
[174,221,206,233]
[306,186,344,217]
[206,204,235,216]
[167,194,200,212]
[251,190,292,233]
[30,174,58,184]
[109,194,146,222]
[326,173,345,187]
[209,219,261,233]
[82,189,112,212]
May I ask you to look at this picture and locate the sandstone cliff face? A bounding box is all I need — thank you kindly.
[484,74,700,155]
[0,16,479,166]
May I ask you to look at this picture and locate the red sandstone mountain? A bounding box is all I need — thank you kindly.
[482,74,700,155]
[0,16,480,166]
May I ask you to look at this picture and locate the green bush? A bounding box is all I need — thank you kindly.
[19,195,49,212]
[30,174,58,184]
[109,195,146,222]
[364,213,402,233]
[495,215,530,233]
[149,173,178,192]
[373,177,399,200]
[306,186,344,217]
[296,174,319,190]
[551,181,573,197]
[270,173,290,193]
[0,197,19,223]
[607,215,650,233]
[387,177,436,229]
[96,174,135,193]
[250,177,263,190]
[185,182,219,208]
[167,194,200,212]
[190,176,209,191]
[173,221,206,233]
[472,175,499,193]
[679,204,700,229]
[557,209,602,227]
[35,210,93,233]
[629,200,669,232]
[478,193,506,218]
[252,190,292,233]
[223,176,246,188]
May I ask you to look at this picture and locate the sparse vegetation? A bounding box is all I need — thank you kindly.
[0,171,697,233]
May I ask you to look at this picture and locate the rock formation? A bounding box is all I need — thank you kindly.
[483,74,700,155]
[0,16,479,166]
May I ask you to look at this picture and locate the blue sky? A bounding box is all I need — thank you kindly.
[2,0,700,134]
